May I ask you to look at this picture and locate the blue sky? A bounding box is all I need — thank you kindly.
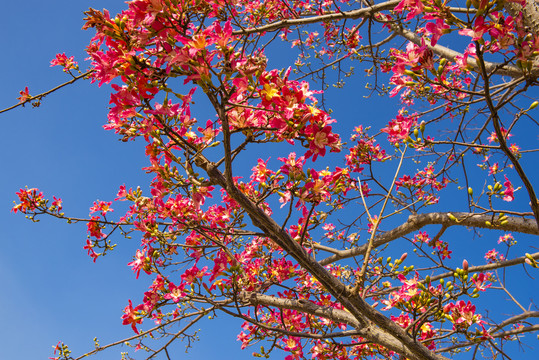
[1,1,538,360]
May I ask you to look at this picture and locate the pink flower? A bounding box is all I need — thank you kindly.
[12,187,44,213]
[498,233,514,244]
[128,249,151,279]
[17,86,31,104]
[87,216,104,239]
[425,19,450,46]
[509,144,521,156]
[304,125,340,161]
[488,163,498,175]
[89,200,113,216]
[50,53,78,71]
[251,158,274,183]
[164,282,186,303]
[279,152,305,179]
[51,196,63,212]
[487,127,513,143]
[181,265,208,284]
[122,300,142,334]
[414,231,430,243]
[83,239,99,262]
[381,110,418,143]
[503,176,514,202]
[394,0,424,21]
[485,249,503,263]
[472,272,492,291]
[458,17,489,41]
[444,300,483,329]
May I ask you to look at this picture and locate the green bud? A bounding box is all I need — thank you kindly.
[404,69,417,76]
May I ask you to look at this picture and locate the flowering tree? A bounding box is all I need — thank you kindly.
[5,0,539,359]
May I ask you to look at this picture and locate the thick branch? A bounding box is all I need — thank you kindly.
[489,311,539,334]
[320,212,539,265]
[394,28,526,78]
[505,0,539,35]
[232,0,401,35]
[239,291,361,328]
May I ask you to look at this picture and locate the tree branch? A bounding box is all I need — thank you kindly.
[232,0,401,35]
[239,291,361,328]
[320,212,538,265]
[436,324,539,353]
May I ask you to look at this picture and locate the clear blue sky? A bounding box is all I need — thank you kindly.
[1,1,537,360]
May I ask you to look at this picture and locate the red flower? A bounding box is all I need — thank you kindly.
[122,300,142,334]
[12,187,44,213]
[50,53,78,71]
[17,86,31,104]
[503,175,514,202]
